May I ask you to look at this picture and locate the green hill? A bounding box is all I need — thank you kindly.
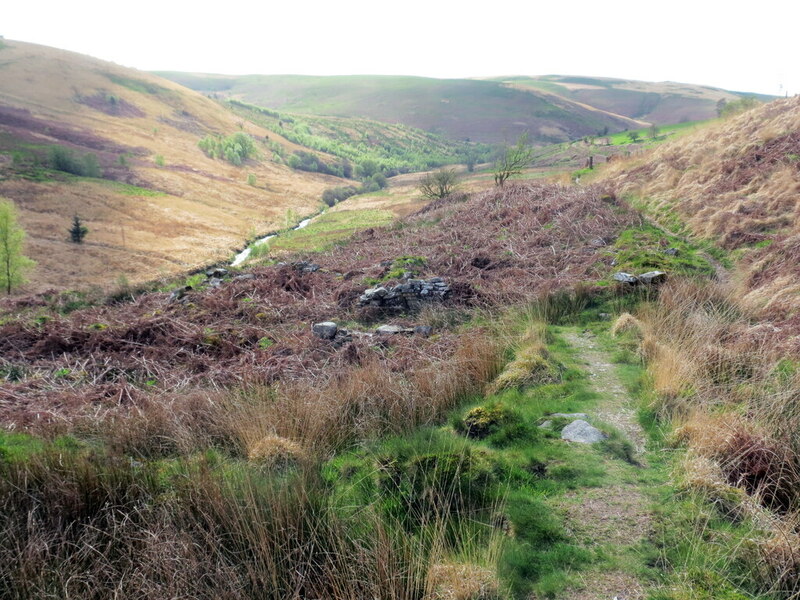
[154,73,645,144]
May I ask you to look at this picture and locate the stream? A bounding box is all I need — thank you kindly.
[230,214,317,267]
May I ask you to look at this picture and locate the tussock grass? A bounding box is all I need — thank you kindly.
[489,323,559,394]
[629,277,800,597]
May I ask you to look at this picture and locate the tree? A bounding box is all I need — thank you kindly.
[627,131,641,143]
[419,168,460,200]
[649,124,659,139]
[0,198,35,294]
[493,133,536,187]
[69,215,88,243]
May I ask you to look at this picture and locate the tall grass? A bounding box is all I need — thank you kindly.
[0,450,497,600]
[627,278,800,597]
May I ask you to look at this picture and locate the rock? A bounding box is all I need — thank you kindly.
[233,273,255,281]
[613,272,639,285]
[293,261,320,273]
[358,277,451,311]
[206,267,228,279]
[207,277,223,288]
[590,237,607,247]
[376,324,413,335]
[561,420,608,444]
[414,325,433,337]
[538,413,590,429]
[168,285,192,303]
[664,248,679,256]
[639,271,667,285]
[312,321,338,340]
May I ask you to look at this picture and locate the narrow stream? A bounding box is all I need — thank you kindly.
[230,214,318,267]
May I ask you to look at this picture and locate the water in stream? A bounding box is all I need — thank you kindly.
[230,215,316,267]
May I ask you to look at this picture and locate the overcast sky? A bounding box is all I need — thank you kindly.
[3,0,796,96]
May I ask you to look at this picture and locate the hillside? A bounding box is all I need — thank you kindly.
[496,75,771,124]
[602,96,800,327]
[0,40,347,293]
[155,73,645,144]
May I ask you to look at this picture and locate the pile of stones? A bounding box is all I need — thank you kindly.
[358,277,451,311]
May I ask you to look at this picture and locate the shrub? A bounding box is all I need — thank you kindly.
[458,403,520,440]
[419,168,460,200]
[48,146,102,177]
[199,132,256,165]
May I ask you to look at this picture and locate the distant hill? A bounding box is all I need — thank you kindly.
[493,75,774,125]
[154,73,646,144]
[0,41,346,293]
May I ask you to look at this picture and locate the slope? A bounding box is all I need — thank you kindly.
[601,96,800,328]
[154,73,645,144]
[496,75,771,124]
[0,40,347,293]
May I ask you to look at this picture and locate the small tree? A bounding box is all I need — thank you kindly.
[627,131,641,143]
[649,124,659,139]
[69,215,88,243]
[493,133,536,187]
[0,198,35,294]
[419,168,459,200]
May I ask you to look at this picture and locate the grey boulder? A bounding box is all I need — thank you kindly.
[561,420,608,444]
[312,321,338,340]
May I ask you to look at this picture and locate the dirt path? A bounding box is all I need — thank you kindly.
[557,329,654,600]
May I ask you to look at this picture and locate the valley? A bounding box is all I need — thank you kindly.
[1,34,799,600]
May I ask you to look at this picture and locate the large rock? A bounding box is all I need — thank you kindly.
[561,420,608,444]
[376,324,413,335]
[613,272,639,285]
[312,321,338,340]
[639,271,667,285]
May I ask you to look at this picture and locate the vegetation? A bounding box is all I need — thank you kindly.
[494,134,536,186]
[419,168,460,199]
[68,215,88,244]
[225,99,493,176]
[0,198,35,294]
[718,96,762,118]
[48,146,102,177]
[198,132,256,165]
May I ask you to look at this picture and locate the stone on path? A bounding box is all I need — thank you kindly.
[561,419,608,443]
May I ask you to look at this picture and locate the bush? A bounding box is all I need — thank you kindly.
[457,403,521,440]
[48,146,102,177]
[199,132,256,166]
[419,168,459,200]
[321,186,359,207]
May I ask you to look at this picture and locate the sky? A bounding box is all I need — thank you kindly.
[3,0,796,96]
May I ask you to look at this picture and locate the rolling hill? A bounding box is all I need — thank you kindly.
[0,40,348,293]
[154,73,646,144]
[494,75,772,124]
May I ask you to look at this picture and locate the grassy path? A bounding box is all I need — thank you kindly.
[549,327,657,600]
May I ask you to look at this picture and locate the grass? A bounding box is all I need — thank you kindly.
[260,208,395,254]
[605,120,711,146]
[606,223,716,279]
